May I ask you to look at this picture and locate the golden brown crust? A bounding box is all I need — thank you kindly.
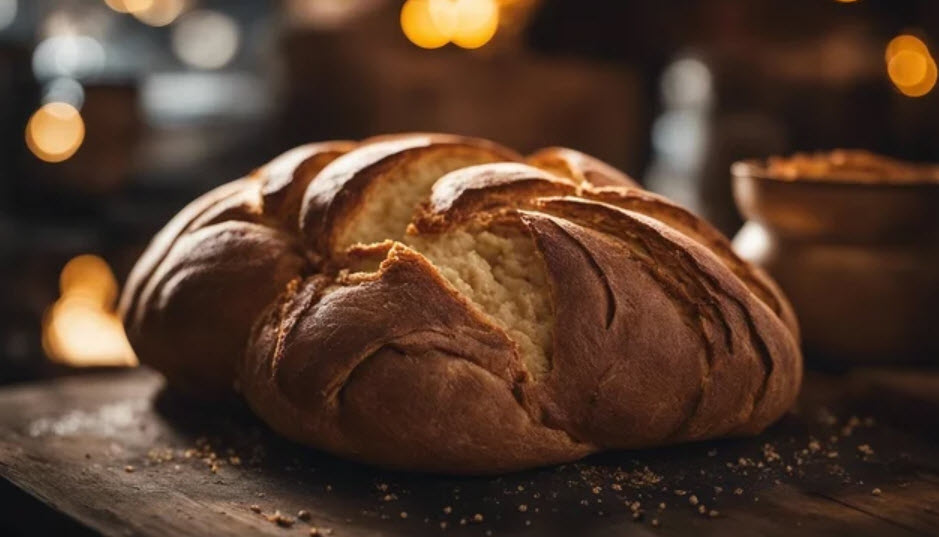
[414,162,577,232]
[121,133,802,473]
[240,245,591,473]
[299,135,520,258]
[258,141,356,229]
[528,146,640,188]
[118,178,254,326]
[128,221,305,395]
[583,187,800,339]
[528,198,801,440]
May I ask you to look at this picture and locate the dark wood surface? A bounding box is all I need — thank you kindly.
[0,367,938,537]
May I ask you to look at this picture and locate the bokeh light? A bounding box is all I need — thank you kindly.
[0,0,17,31]
[401,0,450,49]
[42,255,137,367]
[898,54,938,98]
[103,0,154,14]
[25,102,86,163]
[401,0,500,50]
[888,50,928,87]
[885,35,929,65]
[133,0,186,27]
[32,35,106,81]
[172,10,240,69]
[42,77,85,109]
[448,0,499,49]
[885,34,936,97]
[59,255,119,308]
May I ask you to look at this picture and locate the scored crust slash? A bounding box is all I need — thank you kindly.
[119,133,802,474]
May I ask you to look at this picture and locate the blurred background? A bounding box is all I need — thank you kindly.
[0,0,937,384]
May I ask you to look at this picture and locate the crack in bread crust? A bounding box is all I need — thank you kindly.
[121,133,803,474]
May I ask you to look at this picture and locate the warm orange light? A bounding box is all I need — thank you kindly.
[897,55,938,97]
[133,0,186,27]
[888,50,929,87]
[43,297,138,367]
[105,0,155,14]
[885,34,929,65]
[25,102,85,163]
[449,0,499,49]
[60,255,119,308]
[885,34,936,97]
[401,0,500,50]
[43,255,137,368]
[103,0,132,12]
[401,0,450,49]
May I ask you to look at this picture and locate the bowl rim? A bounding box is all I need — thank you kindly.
[731,159,939,189]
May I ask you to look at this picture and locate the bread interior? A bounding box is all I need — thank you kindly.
[406,226,553,378]
[334,151,501,252]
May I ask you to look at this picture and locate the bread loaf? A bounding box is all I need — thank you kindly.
[121,133,801,473]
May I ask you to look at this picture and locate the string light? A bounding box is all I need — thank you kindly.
[43,255,137,368]
[401,0,500,50]
[885,34,936,98]
[25,102,85,163]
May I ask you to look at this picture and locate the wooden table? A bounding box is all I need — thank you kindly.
[0,367,937,537]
